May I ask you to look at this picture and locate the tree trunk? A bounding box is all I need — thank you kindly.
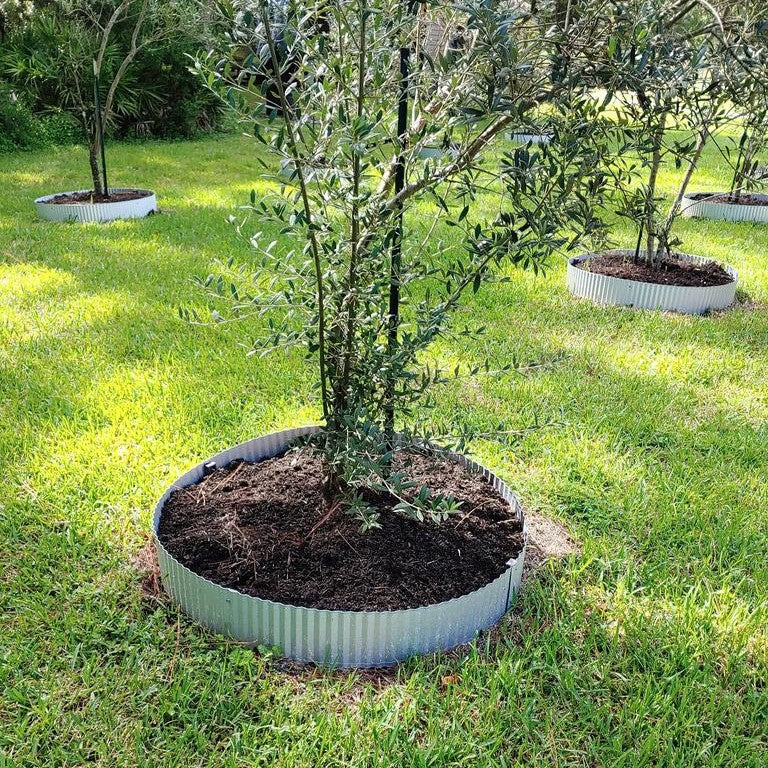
[89,139,103,196]
[656,126,708,261]
[728,125,749,203]
[644,112,667,268]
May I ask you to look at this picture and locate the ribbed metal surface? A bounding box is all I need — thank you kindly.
[35,188,157,222]
[566,251,737,314]
[153,426,527,667]
[681,193,768,223]
[510,132,552,145]
[416,146,445,159]
[416,146,461,161]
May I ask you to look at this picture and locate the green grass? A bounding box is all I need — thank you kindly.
[1,134,766,767]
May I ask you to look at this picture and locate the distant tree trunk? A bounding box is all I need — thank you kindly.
[88,138,104,196]
[656,126,708,261]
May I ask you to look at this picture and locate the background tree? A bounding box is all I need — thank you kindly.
[597,0,729,265]
[597,0,768,265]
[719,9,768,202]
[0,1,228,174]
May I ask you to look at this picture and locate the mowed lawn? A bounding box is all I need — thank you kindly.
[0,134,766,767]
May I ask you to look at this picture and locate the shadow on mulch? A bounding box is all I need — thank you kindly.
[129,512,580,691]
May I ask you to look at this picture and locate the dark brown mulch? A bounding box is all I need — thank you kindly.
[156,448,524,612]
[582,251,733,287]
[49,189,151,205]
[689,192,768,207]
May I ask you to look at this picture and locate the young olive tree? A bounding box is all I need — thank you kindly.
[720,12,768,202]
[1,0,202,195]
[599,0,737,266]
[193,0,618,528]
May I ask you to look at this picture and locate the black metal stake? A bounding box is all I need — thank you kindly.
[384,11,413,441]
[93,60,109,196]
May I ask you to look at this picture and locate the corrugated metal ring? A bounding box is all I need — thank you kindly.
[566,250,737,315]
[153,426,527,667]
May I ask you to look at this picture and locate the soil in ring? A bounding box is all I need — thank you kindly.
[689,192,768,207]
[157,448,525,612]
[48,189,152,205]
[581,251,733,288]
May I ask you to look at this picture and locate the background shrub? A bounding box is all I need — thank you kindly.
[0,0,232,149]
[0,85,48,151]
[111,19,231,139]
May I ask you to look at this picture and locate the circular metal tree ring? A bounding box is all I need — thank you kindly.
[35,188,157,222]
[153,426,527,668]
[681,192,768,223]
[566,251,737,315]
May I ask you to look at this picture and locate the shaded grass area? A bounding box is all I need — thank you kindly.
[0,134,766,766]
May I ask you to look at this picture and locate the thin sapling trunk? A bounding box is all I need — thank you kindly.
[656,125,709,261]
[259,2,330,423]
[88,139,104,196]
[339,2,367,416]
[642,111,667,267]
[92,60,109,196]
[728,123,750,202]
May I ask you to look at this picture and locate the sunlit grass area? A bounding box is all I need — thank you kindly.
[1,133,766,766]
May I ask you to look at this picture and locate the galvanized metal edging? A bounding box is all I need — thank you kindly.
[35,188,157,223]
[566,250,738,315]
[510,132,552,145]
[153,425,527,668]
[681,192,768,223]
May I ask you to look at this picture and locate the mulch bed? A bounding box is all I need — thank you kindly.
[48,189,151,205]
[689,192,768,207]
[581,251,733,287]
[157,448,524,612]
